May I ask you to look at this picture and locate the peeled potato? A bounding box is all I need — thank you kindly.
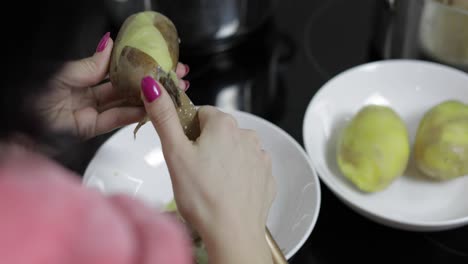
[414,100,468,180]
[337,105,410,192]
[109,11,200,140]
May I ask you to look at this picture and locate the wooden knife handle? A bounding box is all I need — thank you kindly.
[265,227,288,264]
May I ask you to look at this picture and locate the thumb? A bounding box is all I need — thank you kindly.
[140,76,189,150]
[60,32,113,87]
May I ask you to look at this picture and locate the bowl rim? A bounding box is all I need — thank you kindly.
[302,59,468,230]
[218,110,322,259]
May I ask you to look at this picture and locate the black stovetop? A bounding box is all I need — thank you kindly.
[62,1,468,263]
[178,2,468,264]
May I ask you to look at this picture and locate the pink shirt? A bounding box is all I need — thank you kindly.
[0,147,192,264]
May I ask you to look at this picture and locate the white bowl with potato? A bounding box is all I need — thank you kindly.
[303,59,468,232]
[83,109,321,261]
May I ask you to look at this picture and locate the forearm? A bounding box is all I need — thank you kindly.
[202,225,273,264]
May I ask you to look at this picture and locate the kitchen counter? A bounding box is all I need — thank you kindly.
[61,1,468,263]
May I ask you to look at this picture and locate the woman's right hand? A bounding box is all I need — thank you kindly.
[140,76,276,264]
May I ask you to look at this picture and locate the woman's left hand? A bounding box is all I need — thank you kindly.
[38,32,190,140]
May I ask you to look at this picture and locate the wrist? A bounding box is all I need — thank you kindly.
[200,221,272,264]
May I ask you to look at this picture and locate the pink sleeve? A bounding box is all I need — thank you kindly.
[0,150,192,264]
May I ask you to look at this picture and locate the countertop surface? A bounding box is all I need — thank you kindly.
[60,1,468,263]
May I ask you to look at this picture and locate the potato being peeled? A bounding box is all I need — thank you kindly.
[414,100,468,180]
[110,11,200,140]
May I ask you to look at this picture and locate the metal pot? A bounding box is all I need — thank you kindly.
[151,0,278,55]
[104,0,278,55]
[371,0,468,72]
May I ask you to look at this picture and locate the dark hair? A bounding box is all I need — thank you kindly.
[0,1,105,146]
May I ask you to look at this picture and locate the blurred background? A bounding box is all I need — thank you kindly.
[63,0,468,263]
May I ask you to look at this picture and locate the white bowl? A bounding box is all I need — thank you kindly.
[303,59,468,232]
[83,109,321,260]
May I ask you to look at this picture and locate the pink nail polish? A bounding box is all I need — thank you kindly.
[184,80,190,91]
[96,32,110,52]
[141,76,161,102]
[185,64,190,74]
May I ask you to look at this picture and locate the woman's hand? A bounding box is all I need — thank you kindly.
[37,32,190,140]
[139,76,276,264]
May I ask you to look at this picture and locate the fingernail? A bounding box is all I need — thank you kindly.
[184,64,190,74]
[96,32,110,52]
[141,76,161,102]
[184,80,190,91]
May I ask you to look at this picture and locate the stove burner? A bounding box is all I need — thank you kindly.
[303,0,338,80]
[180,20,294,123]
[423,227,468,259]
